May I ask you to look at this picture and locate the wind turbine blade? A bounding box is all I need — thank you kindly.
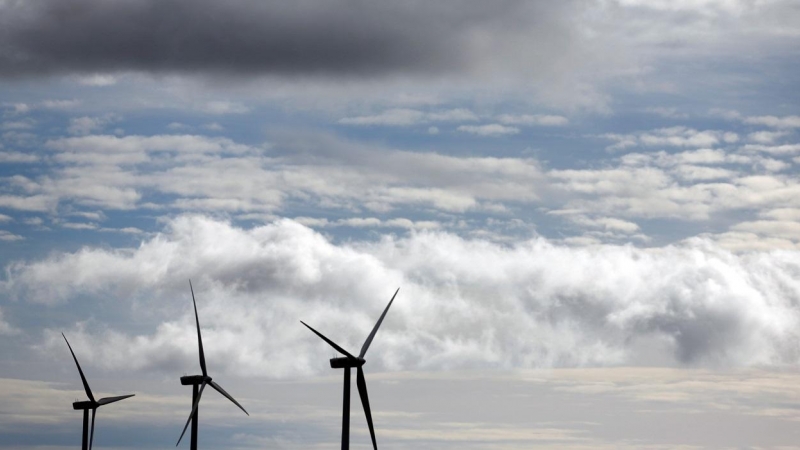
[359,288,399,358]
[176,380,206,447]
[62,333,95,402]
[209,380,249,416]
[300,321,356,359]
[89,408,96,450]
[356,366,378,450]
[98,394,135,406]
[190,280,207,377]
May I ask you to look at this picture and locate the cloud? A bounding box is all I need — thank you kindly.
[339,108,478,126]
[166,122,190,131]
[426,109,479,122]
[46,134,254,159]
[0,230,24,241]
[747,130,789,144]
[612,0,736,14]
[4,127,800,247]
[41,99,82,110]
[0,308,19,335]
[0,151,38,163]
[3,99,81,115]
[339,109,425,126]
[497,114,569,126]
[67,115,118,135]
[0,194,55,212]
[77,73,117,86]
[705,231,800,252]
[295,216,441,231]
[644,107,689,119]
[201,101,250,115]
[565,214,641,234]
[744,115,800,129]
[0,0,577,77]
[671,164,738,181]
[22,217,44,226]
[6,215,800,377]
[603,127,737,151]
[26,131,544,215]
[741,143,800,155]
[203,122,224,131]
[61,222,98,230]
[760,208,800,221]
[457,124,520,136]
[5,103,31,115]
[70,211,106,221]
[547,143,800,225]
[2,119,35,131]
[0,0,795,118]
[730,220,800,242]
[99,226,144,234]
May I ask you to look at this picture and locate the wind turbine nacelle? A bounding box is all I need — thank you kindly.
[72,400,95,410]
[180,375,207,385]
[329,357,365,369]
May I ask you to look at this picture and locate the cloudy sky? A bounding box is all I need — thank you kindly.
[2,0,800,448]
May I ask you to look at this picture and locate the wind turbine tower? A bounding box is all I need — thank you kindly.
[301,287,399,450]
[63,333,135,450]
[176,280,249,450]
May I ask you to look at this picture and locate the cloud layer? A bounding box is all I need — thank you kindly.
[4,215,800,378]
[6,119,800,248]
[0,0,577,77]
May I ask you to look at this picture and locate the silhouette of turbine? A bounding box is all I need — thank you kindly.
[63,333,135,450]
[301,288,399,450]
[176,280,248,450]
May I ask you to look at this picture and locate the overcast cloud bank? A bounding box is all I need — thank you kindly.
[2,0,797,113]
[0,0,574,77]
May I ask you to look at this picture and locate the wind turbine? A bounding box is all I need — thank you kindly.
[177,280,249,450]
[62,333,135,450]
[301,288,399,450]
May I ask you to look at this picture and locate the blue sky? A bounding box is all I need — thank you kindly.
[2,0,800,448]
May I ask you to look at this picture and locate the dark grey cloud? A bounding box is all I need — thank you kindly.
[0,0,572,77]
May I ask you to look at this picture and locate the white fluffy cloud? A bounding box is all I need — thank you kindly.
[5,215,800,378]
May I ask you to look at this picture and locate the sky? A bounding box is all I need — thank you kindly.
[1,0,800,448]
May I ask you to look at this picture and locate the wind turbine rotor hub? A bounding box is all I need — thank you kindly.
[329,356,366,369]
